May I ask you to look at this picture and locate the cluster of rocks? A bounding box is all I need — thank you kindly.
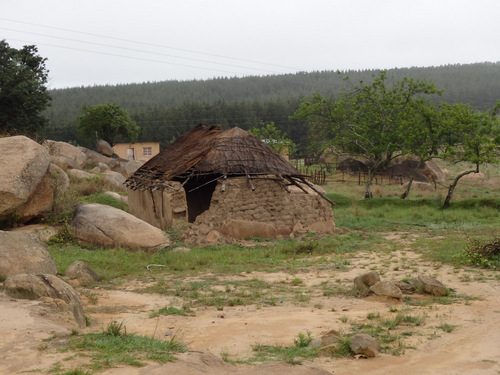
[310,329,379,358]
[0,136,141,225]
[0,231,100,328]
[0,135,172,250]
[354,270,448,299]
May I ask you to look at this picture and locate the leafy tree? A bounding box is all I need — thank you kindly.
[398,101,443,199]
[78,103,140,146]
[440,102,499,208]
[0,40,51,135]
[293,71,441,198]
[248,121,296,158]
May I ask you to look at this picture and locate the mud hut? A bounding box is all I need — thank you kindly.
[125,124,335,240]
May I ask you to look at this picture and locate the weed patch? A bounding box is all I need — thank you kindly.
[63,321,187,371]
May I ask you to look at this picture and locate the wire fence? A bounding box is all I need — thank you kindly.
[294,162,413,187]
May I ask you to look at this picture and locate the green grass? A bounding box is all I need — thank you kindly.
[47,234,372,282]
[79,193,128,211]
[149,306,195,318]
[64,321,187,371]
[244,332,318,365]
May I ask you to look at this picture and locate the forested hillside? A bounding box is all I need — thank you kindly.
[43,62,500,154]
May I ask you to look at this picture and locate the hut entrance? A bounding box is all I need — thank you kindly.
[183,176,218,223]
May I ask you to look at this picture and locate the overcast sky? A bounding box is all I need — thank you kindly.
[2,0,499,89]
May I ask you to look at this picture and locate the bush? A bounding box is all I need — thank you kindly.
[460,237,500,268]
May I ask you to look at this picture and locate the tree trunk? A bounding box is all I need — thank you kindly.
[400,178,413,199]
[364,169,373,199]
[400,160,424,199]
[443,168,477,208]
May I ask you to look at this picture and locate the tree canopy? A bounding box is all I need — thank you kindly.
[78,102,140,146]
[248,121,296,158]
[43,62,499,152]
[293,71,441,198]
[0,40,51,135]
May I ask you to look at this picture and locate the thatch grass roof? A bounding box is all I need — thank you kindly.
[125,124,304,191]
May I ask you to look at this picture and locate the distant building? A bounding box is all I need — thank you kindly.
[113,142,160,162]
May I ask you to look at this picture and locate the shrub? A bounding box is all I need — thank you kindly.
[460,237,500,268]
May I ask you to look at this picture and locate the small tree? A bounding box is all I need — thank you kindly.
[248,121,295,158]
[440,103,499,208]
[0,40,51,135]
[78,103,139,147]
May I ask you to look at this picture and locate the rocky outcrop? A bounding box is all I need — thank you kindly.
[90,162,111,173]
[78,147,125,171]
[43,140,86,168]
[4,273,86,328]
[0,136,51,222]
[0,231,58,278]
[71,203,170,251]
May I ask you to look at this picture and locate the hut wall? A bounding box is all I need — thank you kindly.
[128,183,187,230]
[193,177,335,238]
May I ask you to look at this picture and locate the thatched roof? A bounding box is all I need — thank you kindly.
[125,124,304,191]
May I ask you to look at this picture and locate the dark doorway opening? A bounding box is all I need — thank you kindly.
[183,175,218,223]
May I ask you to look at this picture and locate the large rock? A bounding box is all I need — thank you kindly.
[67,169,95,180]
[121,160,143,178]
[354,271,381,294]
[102,171,126,191]
[65,261,101,286]
[0,136,51,220]
[0,231,57,278]
[50,155,82,170]
[422,160,446,183]
[4,273,86,328]
[43,140,86,168]
[15,170,55,223]
[71,203,170,250]
[349,333,379,357]
[49,163,70,196]
[418,275,447,296]
[369,281,403,299]
[96,139,114,157]
[9,224,59,243]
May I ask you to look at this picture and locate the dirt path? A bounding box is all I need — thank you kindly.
[1,246,500,374]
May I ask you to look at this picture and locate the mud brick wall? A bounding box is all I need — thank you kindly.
[194,177,335,233]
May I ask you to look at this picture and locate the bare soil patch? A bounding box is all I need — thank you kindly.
[1,233,500,374]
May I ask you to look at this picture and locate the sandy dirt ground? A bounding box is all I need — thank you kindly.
[1,234,500,374]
